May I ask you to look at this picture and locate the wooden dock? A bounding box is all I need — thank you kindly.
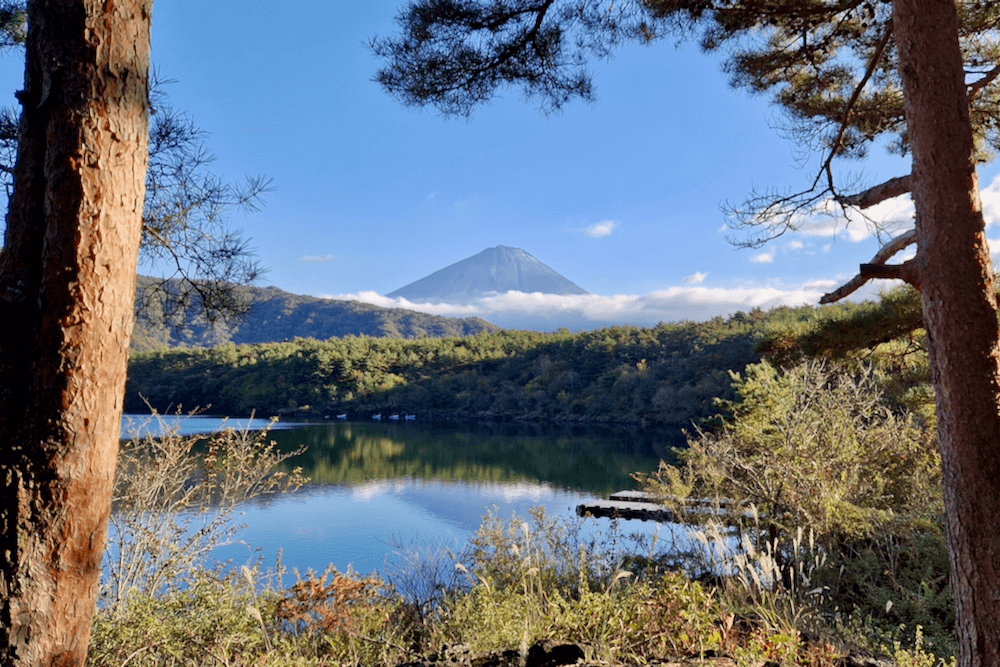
[576,491,681,522]
[576,491,736,522]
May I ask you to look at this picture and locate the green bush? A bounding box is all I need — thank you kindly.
[637,359,952,654]
[89,572,274,667]
[439,567,719,662]
[640,360,940,538]
[106,412,306,612]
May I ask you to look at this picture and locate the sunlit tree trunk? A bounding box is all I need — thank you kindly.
[892,1,1000,664]
[0,0,150,664]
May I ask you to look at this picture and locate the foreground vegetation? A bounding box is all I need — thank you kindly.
[101,290,957,665]
[93,489,952,667]
[95,411,952,666]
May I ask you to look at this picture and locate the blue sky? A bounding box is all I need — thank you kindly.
[4,1,1000,331]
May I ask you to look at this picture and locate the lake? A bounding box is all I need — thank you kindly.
[119,415,688,576]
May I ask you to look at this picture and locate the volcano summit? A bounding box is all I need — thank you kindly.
[386,246,588,304]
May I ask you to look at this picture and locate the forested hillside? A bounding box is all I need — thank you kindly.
[128,286,938,427]
[131,276,500,350]
[126,312,766,426]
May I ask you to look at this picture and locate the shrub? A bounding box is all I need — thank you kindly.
[274,565,410,666]
[104,411,306,613]
[435,507,720,663]
[88,570,274,667]
[639,360,941,537]
[637,360,951,650]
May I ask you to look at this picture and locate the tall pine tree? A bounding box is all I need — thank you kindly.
[0,1,150,663]
[374,1,1000,664]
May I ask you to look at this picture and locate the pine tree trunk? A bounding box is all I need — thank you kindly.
[0,0,150,664]
[892,1,1000,664]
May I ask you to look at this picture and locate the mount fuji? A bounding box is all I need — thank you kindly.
[386,246,588,304]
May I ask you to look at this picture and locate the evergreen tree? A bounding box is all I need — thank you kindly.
[0,0,150,663]
[1,0,267,328]
[373,2,1000,664]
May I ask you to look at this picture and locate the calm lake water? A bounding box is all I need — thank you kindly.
[119,415,687,576]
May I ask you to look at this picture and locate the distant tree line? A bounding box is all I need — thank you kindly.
[127,285,941,427]
[126,313,766,426]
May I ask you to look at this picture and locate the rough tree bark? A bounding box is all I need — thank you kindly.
[891,0,1000,664]
[0,0,151,665]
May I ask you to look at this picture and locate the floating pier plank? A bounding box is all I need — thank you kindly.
[576,491,681,522]
[608,490,657,504]
[577,491,738,522]
[575,499,681,522]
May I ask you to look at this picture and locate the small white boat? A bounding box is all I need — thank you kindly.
[389,414,400,421]
[372,413,382,421]
[336,414,347,420]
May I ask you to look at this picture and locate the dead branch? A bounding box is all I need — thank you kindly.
[839,174,912,209]
[820,229,917,303]
[727,27,894,247]
[816,27,893,193]
[968,64,1000,101]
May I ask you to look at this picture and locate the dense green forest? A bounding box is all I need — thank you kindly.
[127,286,934,426]
[126,311,766,425]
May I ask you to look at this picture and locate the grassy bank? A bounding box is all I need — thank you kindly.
[90,506,952,667]
[105,290,954,665]
[94,401,953,667]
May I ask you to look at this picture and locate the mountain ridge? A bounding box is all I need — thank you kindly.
[131,277,500,351]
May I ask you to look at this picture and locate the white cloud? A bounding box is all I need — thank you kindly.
[791,194,914,243]
[684,272,708,284]
[750,252,774,264]
[802,278,838,291]
[320,291,483,317]
[988,237,1000,266]
[584,220,619,238]
[301,254,336,262]
[982,174,1000,227]
[787,241,804,250]
[326,284,829,331]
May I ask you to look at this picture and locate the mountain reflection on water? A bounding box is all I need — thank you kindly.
[120,415,685,575]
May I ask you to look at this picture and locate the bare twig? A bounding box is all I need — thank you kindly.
[104,412,306,613]
[728,27,894,247]
[814,27,893,194]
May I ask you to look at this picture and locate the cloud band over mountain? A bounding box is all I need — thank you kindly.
[326,283,835,331]
[328,244,869,331]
